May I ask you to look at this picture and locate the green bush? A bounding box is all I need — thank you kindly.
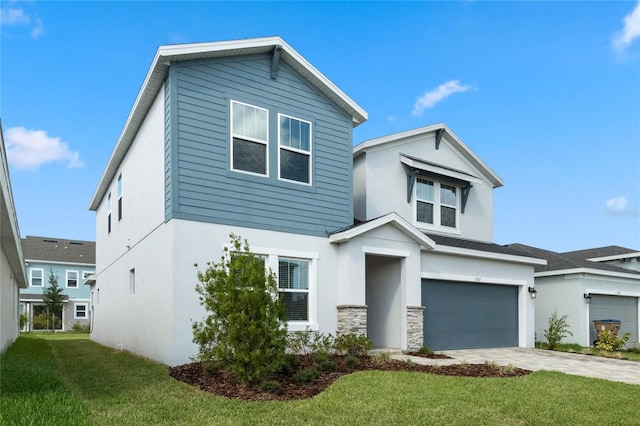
[334,333,372,356]
[345,355,360,369]
[287,329,335,355]
[294,367,319,385]
[192,234,288,383]
[71,323,90,333]
[318,359,337,372]
[418,346,434,356]
[371,352,391,365]
[277,354,298,376]
[595,330,631,352]
[544,311,573,350]
[259,380,281,394]
[312,352,330,364]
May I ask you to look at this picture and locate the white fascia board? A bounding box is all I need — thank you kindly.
[25,259,95,267]
[353,123,503,188]
[587,253,640,262]
[535,268,640,280]
[329,213,436,250]
[432,245,548,266]
[89,37,366,210]
[421,272,528,286]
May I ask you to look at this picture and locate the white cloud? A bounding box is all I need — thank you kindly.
[30,18,44,38]
[5,126,85,171]
[0,7,29,25]
[612,1,640,52]
[412,80,473,117]
[606,196,628,211]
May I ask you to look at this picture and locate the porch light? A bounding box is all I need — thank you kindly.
[584,293,592,304]
[527,287,537,299]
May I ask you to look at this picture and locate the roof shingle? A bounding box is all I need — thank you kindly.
[22,236,95,265]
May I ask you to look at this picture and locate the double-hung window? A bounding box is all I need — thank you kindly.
[278,114,311,184]
[74,303,88,319]
[278,258,310,321]
[66,270,79,288]
[231,101,269,175]
[117,175,123,221]
[416,178,458,229]
[30,268,44,287]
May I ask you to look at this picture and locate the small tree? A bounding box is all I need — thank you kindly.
[544,310,572,350]
[42,268,65,332]
[192,234,288,383]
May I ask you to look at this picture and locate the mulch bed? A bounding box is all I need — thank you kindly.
[169,354,531,402]
[404,351,453,359]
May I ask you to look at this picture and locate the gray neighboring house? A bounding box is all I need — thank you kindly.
[21,236,95,332]
[508,244,640,348]
[0,121,27,353]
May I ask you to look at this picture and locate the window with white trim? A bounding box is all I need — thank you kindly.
[231,101,269,176]
[278,258,310,321]
[416,178,458,229]
[30,268,44,287]
[278,114,311,184]
[74,303,88,319]
[117,175,123,221]
[107,192,112,233]
[66,270,79,288]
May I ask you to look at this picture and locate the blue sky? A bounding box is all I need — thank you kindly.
[1,1,639,252]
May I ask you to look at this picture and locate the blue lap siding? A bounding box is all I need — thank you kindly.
[164,54,354,236]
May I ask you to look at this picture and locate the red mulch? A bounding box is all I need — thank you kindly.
[169,355,531,402]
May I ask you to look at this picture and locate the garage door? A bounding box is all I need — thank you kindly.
[422,280,518,350]
[589,295,639,346]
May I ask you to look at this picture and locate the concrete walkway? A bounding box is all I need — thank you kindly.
[392,347,640,385]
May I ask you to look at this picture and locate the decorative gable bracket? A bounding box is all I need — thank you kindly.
[435,128,445,150]
[271,45,283,80]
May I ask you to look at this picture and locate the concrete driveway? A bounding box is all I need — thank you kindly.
[394,347,640,385]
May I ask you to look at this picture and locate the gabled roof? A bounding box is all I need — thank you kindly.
[0,120,26,287]
[22,236,96,265]
[506,243,640,279]
[353,123,504,188]
[562,245,640,262]
[89,36,367,211]
[329,213,436,250]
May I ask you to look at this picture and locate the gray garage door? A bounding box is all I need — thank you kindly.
[589,295,638,347]
[422,280,518,350]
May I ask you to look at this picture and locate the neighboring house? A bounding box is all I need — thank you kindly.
[508,244,640,348]
[20,236,95,332]
[0,121,27,353]
[88,36,543,366]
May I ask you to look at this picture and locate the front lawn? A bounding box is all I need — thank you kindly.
[538,342,640,362]
[2,334,639,425]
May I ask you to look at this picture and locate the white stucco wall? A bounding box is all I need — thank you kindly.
[534,273,640,347]
[356,132,495,242]
[366,255,401,348]
[422,251,537,348]
[0,249,20,353]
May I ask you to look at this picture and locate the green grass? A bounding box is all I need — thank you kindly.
[540,342,640,362]
[2,335,640,425]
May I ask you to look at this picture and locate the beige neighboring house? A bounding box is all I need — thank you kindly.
[0,120,27,353]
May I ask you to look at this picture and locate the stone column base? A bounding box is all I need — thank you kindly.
[407,306,424,351]
[336,305,367,336]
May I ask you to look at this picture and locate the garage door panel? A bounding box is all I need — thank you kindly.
[589,295,638,346]
[422,280,518,350]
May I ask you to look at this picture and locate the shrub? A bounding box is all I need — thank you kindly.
[345,356,359,369]
[203,360,225,376]
[595,330,631,352]
[259,380,281,394]
[544,311,573,350]
[71,323,90,333]
[192,234,288,383]
[417,346,434,356]
[334,333,372,356]
[287,329,334,355]
[371,352,391,365]
[277,354,298,376]
[294,367,319,385]
[312,352,330,364]
[318,359,337,373]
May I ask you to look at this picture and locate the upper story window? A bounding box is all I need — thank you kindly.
[231,101,269,176]
[107,192,112,233]
[117,175,123,221]
[66,270,79,288]
[416,178,458,230]
[278,114,311,184]
[30,268,44,287]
